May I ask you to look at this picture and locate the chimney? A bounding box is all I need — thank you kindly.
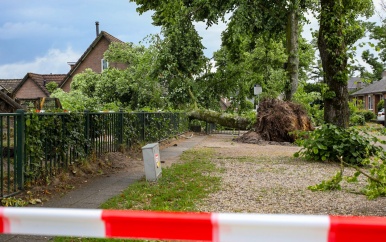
[67,62,76,70]
[95,21,100,37]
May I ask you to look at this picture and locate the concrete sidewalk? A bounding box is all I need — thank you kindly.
[2,134,207,241]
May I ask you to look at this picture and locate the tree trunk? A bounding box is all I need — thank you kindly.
[284,1,300,101]
[188,85,198,109]
[318,0,349,128]
[188,110,253,130]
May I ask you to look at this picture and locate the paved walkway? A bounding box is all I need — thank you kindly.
[1,134,207,241]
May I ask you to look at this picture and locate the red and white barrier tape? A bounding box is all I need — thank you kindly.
[0,207,386,241]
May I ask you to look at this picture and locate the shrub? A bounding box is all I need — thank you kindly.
[377,99,384,111]
[294,124,385,166]
[350,114,365,126]
[358,110,376,121]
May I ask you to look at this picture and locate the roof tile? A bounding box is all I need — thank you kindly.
[351,78,386,95]
[28,73,66,96]
[0,79,23,93]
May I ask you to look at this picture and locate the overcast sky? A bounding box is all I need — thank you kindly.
[0,0,227,79]
[0,0,382,79]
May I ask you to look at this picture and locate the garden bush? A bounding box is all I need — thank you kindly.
[294,124,385,166]
[349,114,366,126]
[357,110,376,122]
[377,99,384,111]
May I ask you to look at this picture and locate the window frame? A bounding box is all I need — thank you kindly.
[101,59,109,71]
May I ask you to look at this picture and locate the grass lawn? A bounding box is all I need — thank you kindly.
[55,148,222,242]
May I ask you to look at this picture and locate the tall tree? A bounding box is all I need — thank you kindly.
[362,4,386,79]
[285,0,301,100]
[155,14,207,109]
[318,0,373,128]
[134,0,208,109]
[214,34,288,112]
[131,0,310,101]
[359,50,384,81]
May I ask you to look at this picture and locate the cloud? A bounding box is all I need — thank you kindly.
[0,21,80,40]
[0,47,81,79]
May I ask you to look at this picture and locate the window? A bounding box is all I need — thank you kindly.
[101,59,109,71]
[368,95,373,110]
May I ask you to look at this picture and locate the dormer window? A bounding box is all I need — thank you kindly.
[101,59,109,71]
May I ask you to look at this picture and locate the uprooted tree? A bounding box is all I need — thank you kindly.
[189,98,314,143]
[255,99,314,142]
[188,109,253,130]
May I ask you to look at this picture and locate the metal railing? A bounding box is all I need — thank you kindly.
[0,111,24,198]
[0,110,188,198]
[204,122,245,136]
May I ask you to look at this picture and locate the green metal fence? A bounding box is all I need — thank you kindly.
[0,111,24,198]
[205,122,245,136]
[0,110,188,198]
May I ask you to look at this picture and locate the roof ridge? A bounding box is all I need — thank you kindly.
[59,31,123,88]
[351,78,386,96]
[101,31,124,43]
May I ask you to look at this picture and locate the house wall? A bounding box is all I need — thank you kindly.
[15,78,47,99]
[365,94,385,114]
[352,94,386,115]
[62,37,128,93]
[354,96,365,108]
[109,62,127,70]
[62,38,110,92]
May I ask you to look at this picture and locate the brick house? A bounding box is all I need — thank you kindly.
[14,73,66,99]
[0,28,126,107]
[350,71,386,114]
[60,31,126,92]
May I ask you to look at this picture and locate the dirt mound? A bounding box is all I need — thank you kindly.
[236,98,314,144]
[233,130,295,146]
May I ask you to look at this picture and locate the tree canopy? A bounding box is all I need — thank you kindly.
[52,0,379,130]
[132,0,314,101]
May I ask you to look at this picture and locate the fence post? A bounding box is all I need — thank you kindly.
[84,110,90,155]
[15,109,25,190]
[117,109,124,146]
[142,112,146,142]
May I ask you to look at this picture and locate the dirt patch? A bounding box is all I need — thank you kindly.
[233,130,295,146]
[199,134,301,157]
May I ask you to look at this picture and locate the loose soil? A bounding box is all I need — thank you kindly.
[233,130,295,146]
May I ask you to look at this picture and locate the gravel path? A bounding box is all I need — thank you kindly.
[195,134,386,216]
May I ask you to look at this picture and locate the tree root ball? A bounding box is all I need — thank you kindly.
[236,98,314,143]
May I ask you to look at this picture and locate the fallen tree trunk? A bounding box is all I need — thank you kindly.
[189,99,313,143]
[188,109,254,130]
